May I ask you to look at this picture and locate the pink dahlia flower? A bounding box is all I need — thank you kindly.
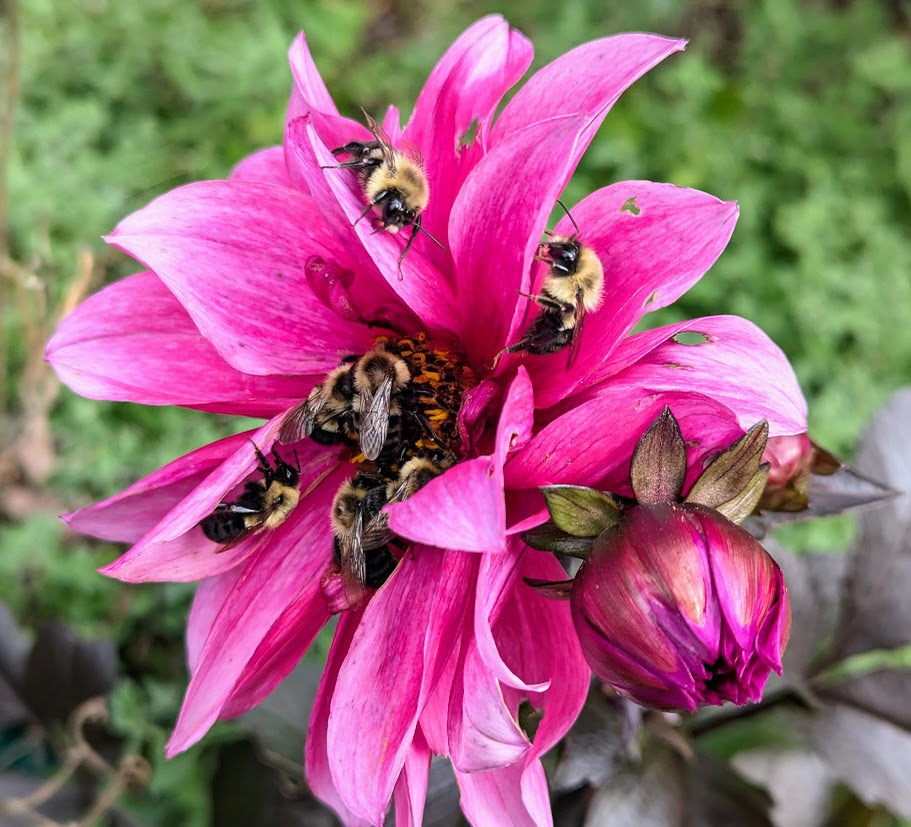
[570,503,792,709]
[47,16,807,826]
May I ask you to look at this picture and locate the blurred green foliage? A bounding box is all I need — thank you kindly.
[1,0,909,822]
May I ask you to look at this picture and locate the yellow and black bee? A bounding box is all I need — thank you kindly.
[330,457,444,591]
[200,444,301,550]
[280,358,359,447]
[352,347,412,461]
[323,111,443,277]
[497,201,604,367]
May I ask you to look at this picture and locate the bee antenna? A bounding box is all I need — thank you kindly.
[293,448,301,473]
[555,199,580,236]
[414,220,446,251]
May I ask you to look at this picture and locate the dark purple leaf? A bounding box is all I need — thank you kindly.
[22,621,116,726]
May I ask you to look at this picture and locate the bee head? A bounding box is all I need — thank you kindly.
[544,239,581,276]
[380,194,416,231]
[272,448,300,487]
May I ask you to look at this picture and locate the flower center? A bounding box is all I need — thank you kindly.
[347,333,475,477]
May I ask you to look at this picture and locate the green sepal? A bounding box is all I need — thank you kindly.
[686,420,769,509]
[541,485,620,538]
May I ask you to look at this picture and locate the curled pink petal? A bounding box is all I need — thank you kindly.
[186,567,244,674]
[456,551,588,827]
[286,31,369,152]
[327,546,472,824]
[106,180,376,376]
[527,182,739,407]
[65,430,252,544]
[166,463,347,756]
[47,271,314,413]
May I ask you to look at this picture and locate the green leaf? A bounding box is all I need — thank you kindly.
[815,646,911,685]
[541,486,620,538]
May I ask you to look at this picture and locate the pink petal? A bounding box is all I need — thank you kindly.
[457,551,589,827]
[101,418,341,583]
[47,271,314,412]
[387,370,533,552]
[327,546,472,824]
[505,385,742,494]
[393,727,431,827]
[106,180,376,376]
[286,32,369,151]
[65,430,252,544]
[166,463,348,756]
[285,117,458,334]
[186,567,244,673]
[447,552,535,774]
[449,115,587,368]
[493,33,686,174]
[418,641,461,757]
[448,616,531,773]
[457,761,550,827]
[601,315,808,435]
[474,550,548,693]
[404,15,533,257]
[524,182,739,407]
[306,610,372,827]
[230,146,294,189]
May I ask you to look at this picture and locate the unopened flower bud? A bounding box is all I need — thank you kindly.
[570,502,790,710]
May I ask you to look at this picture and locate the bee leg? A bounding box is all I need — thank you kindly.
[397,222,420,280]
[517,290,565,313]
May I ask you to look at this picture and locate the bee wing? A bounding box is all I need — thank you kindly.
[398,138,425,168]
[359,509,392,550]
[280,397,323,443]
[358,374,393,461]
[567,289,588,370]
[340,515,368,588]
[362,110,397,172]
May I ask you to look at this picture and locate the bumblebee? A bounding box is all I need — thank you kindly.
[496,200,604,367]
[280,359,358,447]
[323,110,443,277]
[331,457,444,591]
[200,443,301,550]
[352,347,412,461]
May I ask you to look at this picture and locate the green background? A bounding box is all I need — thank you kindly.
[1,0,909,823]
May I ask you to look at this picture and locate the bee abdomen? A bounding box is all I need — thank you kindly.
[364,547,398,589]
[200,512,247,543]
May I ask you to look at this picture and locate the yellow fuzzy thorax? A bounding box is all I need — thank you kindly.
[261,482,300,529]
[542,240,605,312]
[365,155,430,211]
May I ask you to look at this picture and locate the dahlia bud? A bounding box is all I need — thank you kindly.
[760,433,841,512]
[570,502,791,710]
